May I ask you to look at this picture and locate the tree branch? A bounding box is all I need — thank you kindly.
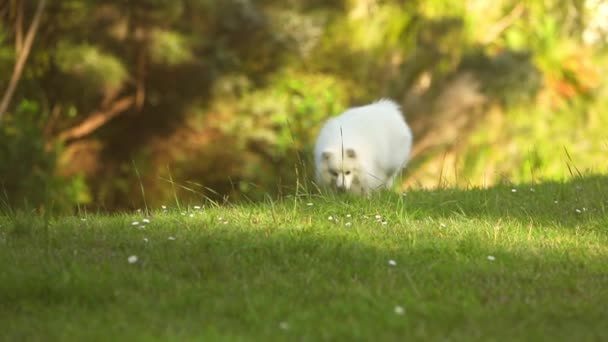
[0,0,46,121]
[135,42,147,110]
[14,0,23,56]
[481,3,525,44]
[57,96,135,142]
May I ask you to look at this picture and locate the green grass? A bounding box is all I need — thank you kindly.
[1,176,608,341]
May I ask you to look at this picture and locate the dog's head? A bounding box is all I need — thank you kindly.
[317,148,361,192]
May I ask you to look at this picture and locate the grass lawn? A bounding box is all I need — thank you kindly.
[1,176,608,341]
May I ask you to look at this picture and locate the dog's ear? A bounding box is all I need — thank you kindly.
[346,148,356,158]
[321,151,332,160]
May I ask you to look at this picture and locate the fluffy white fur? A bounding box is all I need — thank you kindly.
[314,99,413,195]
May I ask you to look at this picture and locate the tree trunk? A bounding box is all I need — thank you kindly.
[0,0,47,121]
[14,0,24,56]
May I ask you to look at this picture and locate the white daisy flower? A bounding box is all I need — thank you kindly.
[388,259,397,266]
[128,255,138,264]
[142,218,150,223]
[168,236,176,241]
[131,221,140,226]
[487,255,496,261]
[394,305,405,315]
[345,222,352,227]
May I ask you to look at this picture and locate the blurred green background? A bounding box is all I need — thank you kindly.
[1,0,607,212]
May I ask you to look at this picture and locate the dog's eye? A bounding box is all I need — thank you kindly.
[330,171,338,177]
[345,171,351,175]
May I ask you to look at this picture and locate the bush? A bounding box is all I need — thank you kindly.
[0,100,89,213]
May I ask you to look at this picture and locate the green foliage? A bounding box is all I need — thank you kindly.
[458,49,542,106]
[149,29,193,66]
[55,42,127,91]
[0,100,89,213]
[0,0,607,209]
[0,26,14,80]
[206,70,350,198]
[461,94,608,185]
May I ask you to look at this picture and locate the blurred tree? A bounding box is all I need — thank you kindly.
[0,0,46,120]
[0,0,605,210]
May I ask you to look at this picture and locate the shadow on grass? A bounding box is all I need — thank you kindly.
[1,212,607,341]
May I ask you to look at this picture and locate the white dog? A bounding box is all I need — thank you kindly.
[314,99,412,195]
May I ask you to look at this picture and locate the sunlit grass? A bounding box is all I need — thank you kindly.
[1,176,607,341]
